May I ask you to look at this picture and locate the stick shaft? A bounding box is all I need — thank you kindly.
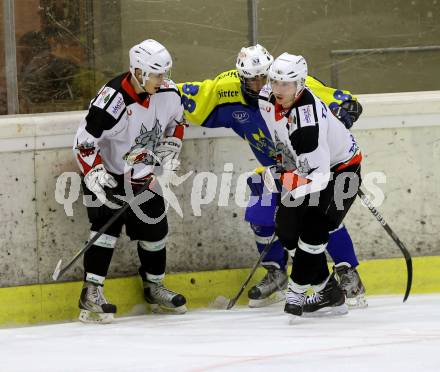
[357,188,413,302]
[53,180,152,280]
[227,234,276,309]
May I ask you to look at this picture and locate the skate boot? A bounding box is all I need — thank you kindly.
[335,262,368,308]
[143,280,187,314]
[248,266,288,308]
[78,282,117,324]
[303,272,348,316]
[284,280,307,319]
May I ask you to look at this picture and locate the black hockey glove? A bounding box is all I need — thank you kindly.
[331,100,363,129]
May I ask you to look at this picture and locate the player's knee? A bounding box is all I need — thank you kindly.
[298,238,327,255]
[250,223,274,237]
[138,236,167,252]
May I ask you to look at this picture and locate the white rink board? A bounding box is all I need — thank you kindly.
[1,294,439,372]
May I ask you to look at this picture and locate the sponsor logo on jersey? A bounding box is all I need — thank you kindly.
[260,105,271,113]
[232,111,250,123]
[217,89,239,99]
[348,134,359,154]
[298,104,316,127]
[218,70,239,80]
[75,141,96,157]
[93,86,116,109]
[274,131,296,171]
[107,94,125,119]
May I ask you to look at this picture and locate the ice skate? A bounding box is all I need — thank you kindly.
[284,281,307,320]
[248,267,287,308]
[78,282,117,324]
[143,280,187,314]
[303,273,348,317]
[335,263,368,308]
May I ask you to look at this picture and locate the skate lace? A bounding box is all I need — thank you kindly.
[88,285,107,306]
[286,290,306,306]
[152,283,176,302]
[259,269,286,292]
[306,291,323,305]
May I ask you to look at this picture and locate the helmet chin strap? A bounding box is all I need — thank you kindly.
[131,73,147,93]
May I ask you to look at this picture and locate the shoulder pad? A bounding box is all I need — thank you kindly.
[157,79,180,95]
[290,126,319,155]
[216,69,240,81]
[91,85,126,121]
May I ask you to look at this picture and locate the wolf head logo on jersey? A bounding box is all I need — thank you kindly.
[123,119,162,166]
[274,131,296,171]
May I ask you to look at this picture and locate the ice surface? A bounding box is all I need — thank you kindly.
[1,294,439,372]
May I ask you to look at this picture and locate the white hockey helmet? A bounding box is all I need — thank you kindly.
[268,53,308,98]
[129,39,172,88]
[236,44,274,79]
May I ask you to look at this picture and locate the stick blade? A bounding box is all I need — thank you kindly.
[52,259,62,281]
[209,296,231,310]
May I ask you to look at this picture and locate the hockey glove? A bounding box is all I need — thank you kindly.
[263,166,312,194]
[331,100,363,129]
[247,167,271,196]
[262,166,283,194]
[130,173,157,195]
[155,137,182,165]
[84,164,117,204]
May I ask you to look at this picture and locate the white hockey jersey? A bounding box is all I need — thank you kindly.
[258,85,362,199]
[74,72,184,179]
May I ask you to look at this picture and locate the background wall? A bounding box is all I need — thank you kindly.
[0,91,439,287]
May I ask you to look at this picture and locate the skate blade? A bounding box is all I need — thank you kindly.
[209,296,230,310]
[248,290,285,308]
[346,295,368,309]
[78,310,114,324]
[149,303,187,315]
[286,313,303,325]
[303,303,348,318]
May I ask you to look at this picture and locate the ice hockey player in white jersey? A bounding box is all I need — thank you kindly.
[74,39,187,323]
[258,53,362,318]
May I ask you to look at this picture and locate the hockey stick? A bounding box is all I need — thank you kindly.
[52,179,153,281]
[357,188,413,302]
[211,234,276,310]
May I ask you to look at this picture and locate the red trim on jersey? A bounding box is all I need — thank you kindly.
[274,102,288,121]
[121,74,150,108]
[335,152,363,172]
[280,171,312,191]
[172,124,185,139]
[77,152,103,175]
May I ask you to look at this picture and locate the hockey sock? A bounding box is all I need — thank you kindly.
[251,224,287,270]
[290,246,330,286]
[327,225,359,267]
[137,241,166,282]
[84,244,114,279]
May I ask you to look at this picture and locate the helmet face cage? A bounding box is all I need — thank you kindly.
[268,53,307,98]
[129,39,173,88]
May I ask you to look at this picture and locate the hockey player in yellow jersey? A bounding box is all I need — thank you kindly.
[178,44,366,310]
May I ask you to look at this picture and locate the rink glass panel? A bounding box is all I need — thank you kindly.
[1,1,439,115]
[0,4,6,115]
[258,0,440,94]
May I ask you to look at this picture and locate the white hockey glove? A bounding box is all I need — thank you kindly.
[262,166,283,193]
[84,164,117,204]
[155,137,182,165]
